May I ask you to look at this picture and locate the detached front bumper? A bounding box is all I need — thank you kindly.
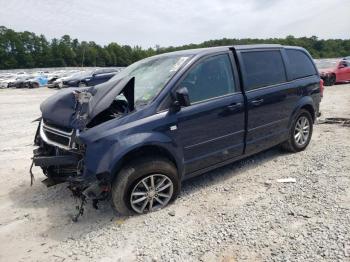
[32,144,83,185]
[33,154,79,167]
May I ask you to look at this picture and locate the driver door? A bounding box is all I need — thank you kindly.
[174,53,245,174]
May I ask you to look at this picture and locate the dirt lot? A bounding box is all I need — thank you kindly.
[0,85,349,262]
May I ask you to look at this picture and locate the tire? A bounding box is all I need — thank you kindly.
[281,109,313,152]
[31,82,39,89]
[111,156,180,216]
[78,82,87,87]
[329,74,336,86]
[323,76,331,86]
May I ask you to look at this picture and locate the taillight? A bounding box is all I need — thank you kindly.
[320,79,324,97]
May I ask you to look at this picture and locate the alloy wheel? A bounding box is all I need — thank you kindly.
[130,174,174,214]
[294,116,310,146]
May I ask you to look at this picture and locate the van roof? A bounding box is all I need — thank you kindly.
[157,44,304,57]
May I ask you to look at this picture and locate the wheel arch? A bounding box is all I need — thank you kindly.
[300,104,315,122]
[289,97,316,128]
[111,144,182,183]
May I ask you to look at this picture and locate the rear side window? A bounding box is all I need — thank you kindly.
[286,49,317,79]
[241,50,286,91]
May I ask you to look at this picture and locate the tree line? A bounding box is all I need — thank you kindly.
[0,26,349,69]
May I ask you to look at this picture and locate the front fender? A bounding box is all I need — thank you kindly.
[83,131,183,180]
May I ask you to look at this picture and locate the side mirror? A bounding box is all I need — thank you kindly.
[170,87,191,112]
[176,87,191,106]
[92,73,97,77]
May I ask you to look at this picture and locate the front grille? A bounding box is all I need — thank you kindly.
[44,131,70,146]
[41,120,74,149]
[43,120,73,133]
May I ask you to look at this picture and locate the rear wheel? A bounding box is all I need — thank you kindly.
[111,157,180,216]
[31,82,39,89]
[281,109,313,152]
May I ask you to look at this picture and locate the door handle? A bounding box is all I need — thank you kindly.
[226,102,243,111]
[251,98,264,106]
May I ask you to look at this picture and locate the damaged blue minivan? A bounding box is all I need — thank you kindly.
[32,45,322,217]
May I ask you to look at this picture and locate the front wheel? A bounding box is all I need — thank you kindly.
[329,74,336,86]
[281,109,313,152]
[111,157,180,216]
[78,81,87,87]
[31,82,39,89]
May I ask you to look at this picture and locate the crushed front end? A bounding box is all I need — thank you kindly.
[32,117,112,221]
[33,119,85,187]
[31,77,135,220]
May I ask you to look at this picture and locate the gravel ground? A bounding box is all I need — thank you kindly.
[0,84,349,262]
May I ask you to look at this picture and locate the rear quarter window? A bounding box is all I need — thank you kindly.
[286,49,317,79]
[241,50,286,91]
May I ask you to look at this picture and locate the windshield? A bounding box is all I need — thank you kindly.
[314,59,339,69]
[110,54,192,107]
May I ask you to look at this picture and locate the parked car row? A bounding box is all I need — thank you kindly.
[47,68,120,89]
[7,75,49,89]
[317,57,350,86]
[0,68,122,89]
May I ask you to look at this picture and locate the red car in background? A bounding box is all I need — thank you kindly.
[318,58,350,86]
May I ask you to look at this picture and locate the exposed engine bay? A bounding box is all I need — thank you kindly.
[87,99,129,128]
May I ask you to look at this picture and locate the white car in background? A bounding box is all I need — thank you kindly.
[47,70,84,89]
[0,74,17,88]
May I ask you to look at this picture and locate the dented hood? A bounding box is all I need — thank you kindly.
[40,76,134,129]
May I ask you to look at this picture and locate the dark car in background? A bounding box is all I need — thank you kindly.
[8,76,33,88]
[62,68,119,88]
[32,45,322,217]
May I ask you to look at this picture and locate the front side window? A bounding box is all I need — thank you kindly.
[178,54,235,103]
[241,50,286,91]
[286,49,317,79]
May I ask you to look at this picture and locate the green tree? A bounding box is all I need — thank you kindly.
[0,26,349,70]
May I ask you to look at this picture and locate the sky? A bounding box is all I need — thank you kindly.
[0,0,349,48]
